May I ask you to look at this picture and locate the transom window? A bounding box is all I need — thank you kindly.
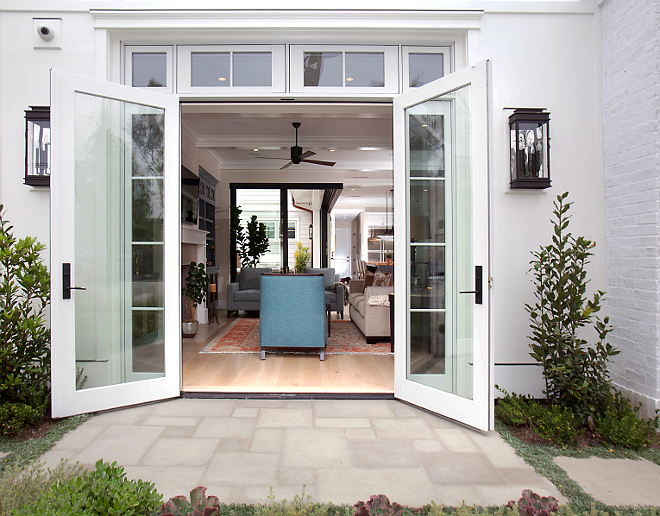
[290,45,399,94]
[125,46,174,93]
[123,44,451,96]
[177,45,286,93]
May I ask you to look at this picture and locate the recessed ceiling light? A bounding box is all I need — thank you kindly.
[346,77,354,82]
[421,124,428,127]
[329,149,336,152]
[359,147,379,151]
[253,148,259,152]
[218,77,227,81]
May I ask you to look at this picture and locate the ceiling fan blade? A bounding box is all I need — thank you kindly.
[300,150,316,159]
[255,156,290,161]
[301,159,336,167]
[280,161,294,170]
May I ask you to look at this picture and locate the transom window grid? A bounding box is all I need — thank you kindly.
[124,44,451,96]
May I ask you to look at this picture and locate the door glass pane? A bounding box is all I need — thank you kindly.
[410,180,445,243]
[74,92,165,389]
[409,112,446,178]
[235,189,283,272]
[191,52,231,87]
[132,53,167,87]
[233,52,272,86]
[345,52,384,87]
[406,83,472,399]
[304,52,342,86]
[409,53,444,88]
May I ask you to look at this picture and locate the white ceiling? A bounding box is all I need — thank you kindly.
[181,102,394,218]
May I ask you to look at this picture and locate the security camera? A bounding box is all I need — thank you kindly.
[37,24,54,41]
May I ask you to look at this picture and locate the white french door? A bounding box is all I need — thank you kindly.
[393,61,491,431]
[50,71,180,418]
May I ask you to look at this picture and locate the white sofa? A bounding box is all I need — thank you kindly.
[348,280,392,343]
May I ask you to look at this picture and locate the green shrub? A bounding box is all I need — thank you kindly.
[0,460,83,516]
[527,193,617,419]
[0,402,42,437]
[533,404,582,447]
[594,391,660,450]
[14,460,162,516]
[0,205,51,409]
[496,388,581,447]
[494,388,540,427]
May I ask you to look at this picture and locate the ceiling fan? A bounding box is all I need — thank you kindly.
[255,122,336,170]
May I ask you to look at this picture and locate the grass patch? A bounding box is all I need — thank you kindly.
[0,414,92,471]
[495,420,660,515]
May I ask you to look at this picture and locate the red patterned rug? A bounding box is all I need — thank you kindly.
[201,318,391,354]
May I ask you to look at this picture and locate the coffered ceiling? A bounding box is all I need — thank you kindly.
[181,102,394,217]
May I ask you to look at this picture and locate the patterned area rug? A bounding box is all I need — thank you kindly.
[201,318,391,354]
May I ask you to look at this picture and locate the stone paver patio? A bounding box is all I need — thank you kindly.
[41,398,563,506]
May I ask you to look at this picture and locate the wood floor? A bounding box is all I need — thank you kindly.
[182,312,394,393]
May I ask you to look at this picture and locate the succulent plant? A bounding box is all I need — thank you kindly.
[354,494,405,516]
[506,489,559,516]
[159,486,220,516]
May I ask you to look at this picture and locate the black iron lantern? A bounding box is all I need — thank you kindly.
[509,109,550,189]
[25,106,51,186]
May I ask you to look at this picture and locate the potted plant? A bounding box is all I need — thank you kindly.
[182,261,210,338]
[294,241,311,273]
[231,205,270,268]
[386,253,393,264]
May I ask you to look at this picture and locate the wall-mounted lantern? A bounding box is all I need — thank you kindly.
[25,106,51,186]
[509,108,550,189]
[309,223,313,240]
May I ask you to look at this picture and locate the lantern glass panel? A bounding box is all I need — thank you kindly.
[510,118,549,186]
[27,118,50,179]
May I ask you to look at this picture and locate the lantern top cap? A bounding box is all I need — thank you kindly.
[509,108,550,123]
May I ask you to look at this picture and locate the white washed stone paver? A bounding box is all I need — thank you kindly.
[45,398,564,506]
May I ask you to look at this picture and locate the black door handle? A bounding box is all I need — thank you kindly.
[63,263,86,300]
[459,265,482,304]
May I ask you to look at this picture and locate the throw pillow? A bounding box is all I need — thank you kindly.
[367,294,390,306]
[373,271,391,287]
[364,272,375,288]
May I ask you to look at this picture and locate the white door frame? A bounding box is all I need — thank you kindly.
[392,61,492,431]
[50,71,181,418]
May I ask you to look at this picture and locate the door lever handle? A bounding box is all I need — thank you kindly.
[459,265,483,305]
[63,263,86,299]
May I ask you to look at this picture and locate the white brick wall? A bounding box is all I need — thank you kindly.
[601,0,660,417]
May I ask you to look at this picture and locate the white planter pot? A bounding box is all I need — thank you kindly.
[182,320,199,338]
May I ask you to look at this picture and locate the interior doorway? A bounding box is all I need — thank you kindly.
[179,102,395,394]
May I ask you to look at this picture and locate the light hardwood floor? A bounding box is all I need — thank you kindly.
[182,312,394,393]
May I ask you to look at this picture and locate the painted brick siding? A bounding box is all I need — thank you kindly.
[601,0,660,417]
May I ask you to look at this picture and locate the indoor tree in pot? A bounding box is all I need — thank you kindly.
[294,241,311,273]
[182,261,210,338]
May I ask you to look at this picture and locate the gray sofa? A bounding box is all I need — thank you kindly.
[226,267,272,316]
[348,279,392,343]
[303,267,345,318]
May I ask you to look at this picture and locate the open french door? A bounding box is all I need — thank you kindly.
[50,71,180,418]
[393,61,491,431]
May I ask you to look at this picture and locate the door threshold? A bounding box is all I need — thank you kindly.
[181,391,395,400]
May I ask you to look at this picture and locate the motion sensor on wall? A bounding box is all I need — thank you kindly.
[37,24,54,41]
